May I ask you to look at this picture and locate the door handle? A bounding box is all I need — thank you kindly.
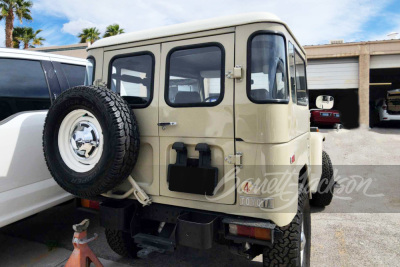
[158,122,177,130]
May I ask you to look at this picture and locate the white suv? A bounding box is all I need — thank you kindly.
[0,48,87,228]
[375,89,400,122]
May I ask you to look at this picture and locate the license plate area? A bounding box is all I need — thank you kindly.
[239,196,274,209]
[320,112,331,117]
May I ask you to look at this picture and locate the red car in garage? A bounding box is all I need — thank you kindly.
[310,109,341,127]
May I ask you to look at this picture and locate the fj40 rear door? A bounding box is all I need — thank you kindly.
[158,34,236,204]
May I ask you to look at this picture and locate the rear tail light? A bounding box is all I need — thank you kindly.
[80,199,100,210]
[228,224,271,241]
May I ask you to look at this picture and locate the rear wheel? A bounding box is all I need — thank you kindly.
[310,151,334,207]
[263,182,311,266]
[105,229,139,258]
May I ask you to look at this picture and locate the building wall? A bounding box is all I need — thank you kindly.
[28,44,88,59]
[304,39,400,127]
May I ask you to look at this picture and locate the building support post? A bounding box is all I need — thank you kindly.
[358,44,370,127]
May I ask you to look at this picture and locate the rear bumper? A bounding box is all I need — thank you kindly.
[100,200,280,250]
[380,111,400,121]
[312,117,341,125]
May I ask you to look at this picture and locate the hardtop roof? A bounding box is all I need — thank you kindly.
[89,12,304,53]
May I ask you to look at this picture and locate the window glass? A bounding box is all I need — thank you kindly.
[294,51,308,105]
[61,63,85,88]
[110,54,153,107]
[248,34,288,103]
[167,45,223,106]
[84,57,95,85]
[0,58,50,121]
[288,42,296,103]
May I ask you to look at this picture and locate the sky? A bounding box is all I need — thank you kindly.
[0,0,400,47]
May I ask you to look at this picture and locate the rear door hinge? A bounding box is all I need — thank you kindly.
[225,66,243,80]
[225,152,243,168]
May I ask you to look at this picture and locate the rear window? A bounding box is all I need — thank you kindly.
[294,51,308,106]
[247,33,288,103]
[109,53,154,108]
[0,58,50,121]
[166,44,224,107]
[61,63,85,88]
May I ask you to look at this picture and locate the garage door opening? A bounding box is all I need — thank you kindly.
[370,68,400,128]
[307,57,359,129]
[309,89,359,129]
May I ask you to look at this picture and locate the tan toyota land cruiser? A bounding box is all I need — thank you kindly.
[43,12,335,266]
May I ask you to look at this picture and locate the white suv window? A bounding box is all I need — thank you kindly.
[0,58,50,121]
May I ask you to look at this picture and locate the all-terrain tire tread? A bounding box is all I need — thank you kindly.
[262,183,310,267]
[105,228,138,258]
[310,151,334,207]
[43,86,140,198]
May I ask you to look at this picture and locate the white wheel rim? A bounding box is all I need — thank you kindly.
[300,218,306,266]
[58,109,104,173]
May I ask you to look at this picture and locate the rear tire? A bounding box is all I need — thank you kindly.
[105,229,139,258]
[263,182,311,266]
[310,151,334,207]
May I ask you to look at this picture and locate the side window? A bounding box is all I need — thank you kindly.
[61,63,86,88]
[248,33,288,103]
[0,58,50,121]
[110,53,154,108]
[166,45,224,107]
[294,51,308,106]
[288,42,296,103]
[84,57,95,86]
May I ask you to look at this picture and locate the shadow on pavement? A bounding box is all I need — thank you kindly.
[0,200,262,267]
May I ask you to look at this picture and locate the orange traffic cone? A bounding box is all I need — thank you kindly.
[65,219,104,267]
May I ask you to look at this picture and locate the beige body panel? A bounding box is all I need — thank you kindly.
[148,134,309,227]
[103,44,161,195]
[87,17,321,227]
[159,34,235,204]
[235,23,309,143]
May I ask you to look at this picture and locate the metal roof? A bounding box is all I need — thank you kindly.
[89,12,296,50]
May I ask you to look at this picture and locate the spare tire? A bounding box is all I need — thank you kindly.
[43,86,140,198]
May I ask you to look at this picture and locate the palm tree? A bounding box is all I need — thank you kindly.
[12,25,24,48]
[78,27,100,44]
[0,0,33,47]
[103,24,124,38]
[13,26,45,49]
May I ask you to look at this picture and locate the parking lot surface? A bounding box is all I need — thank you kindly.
[1,127,399,266]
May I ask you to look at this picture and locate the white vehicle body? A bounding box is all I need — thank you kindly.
[376,90,400,122]
[378,106,400,121]
[0,48,86,228]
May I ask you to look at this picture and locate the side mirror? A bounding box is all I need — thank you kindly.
[316,95,334,109]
